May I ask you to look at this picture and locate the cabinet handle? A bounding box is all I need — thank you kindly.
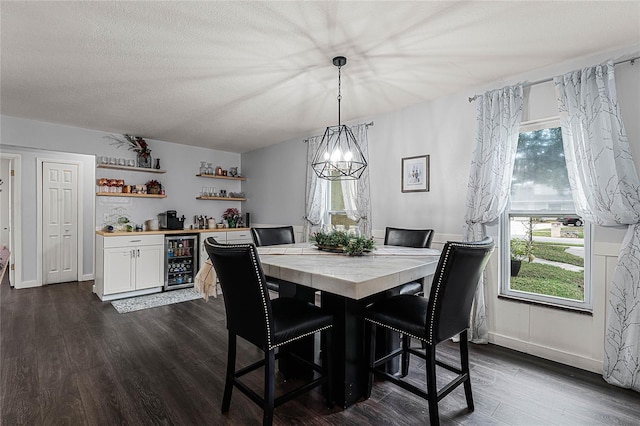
[130,239,142,243]
[137,249,140,257]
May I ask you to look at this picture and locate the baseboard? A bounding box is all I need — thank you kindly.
[98,287,163,302]
[14,274,94,289]
[16,279,39,289]
[489,332,603,374]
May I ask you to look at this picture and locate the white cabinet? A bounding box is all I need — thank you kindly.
[226,230,253,244]
[199,230,254,267]
[199,231,222,268]
[95,234,164,300]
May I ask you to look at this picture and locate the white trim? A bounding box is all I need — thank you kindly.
[594,241,623,257]
[519,117,561,133]
[0,153,22,288]
[77,161,84,282]
[17,279,39,289]
[500,211,593,311]
[98,286,163,302]
[37,158,85,286]
[489,332,602,374]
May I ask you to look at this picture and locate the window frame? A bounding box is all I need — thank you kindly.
[322,179,356,228]
[499,118,593,312]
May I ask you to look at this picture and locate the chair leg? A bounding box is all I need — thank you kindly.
[401,334,410,377]
[365,322,377,399]
[222,333,236,413]
[263,349,275,426]
[460,330,474,412]
[324,328,334,408]
[425,344,440,426]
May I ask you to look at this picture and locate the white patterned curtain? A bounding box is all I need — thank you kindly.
[303,135,327,242]
[463,85,524,343]
[554,62,640,392]
[341,123,372,237]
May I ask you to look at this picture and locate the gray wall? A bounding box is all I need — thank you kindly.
[240,44,640,371]
[242,45,640,238]
[1,117,242,285]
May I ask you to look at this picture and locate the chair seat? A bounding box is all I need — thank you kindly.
[366,294,429,341]
[271,298,333,347]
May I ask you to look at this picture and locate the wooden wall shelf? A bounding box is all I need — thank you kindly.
[98,164,166,174]
[196,174,246,181]
[96,192,166,198]
[196,196,246,202]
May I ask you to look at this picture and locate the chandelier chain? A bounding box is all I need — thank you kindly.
[337,64,342,126]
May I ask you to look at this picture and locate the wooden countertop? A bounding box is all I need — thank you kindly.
[96,228,250,236]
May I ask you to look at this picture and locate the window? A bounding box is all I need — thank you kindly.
[323,174,357,231]
[500,118,592,311]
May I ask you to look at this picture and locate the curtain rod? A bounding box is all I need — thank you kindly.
[303,121,374,142]
[468,56,639,103]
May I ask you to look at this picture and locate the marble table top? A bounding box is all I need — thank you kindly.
[257,243,441,300]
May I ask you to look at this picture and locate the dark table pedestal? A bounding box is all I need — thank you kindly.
[276,279,402,408]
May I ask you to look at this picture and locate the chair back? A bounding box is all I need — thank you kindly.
[384,227,434,248]
[426,237,494,343]
[251,226,295,247]
[204,238,273,349]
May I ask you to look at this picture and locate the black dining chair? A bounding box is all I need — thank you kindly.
[384,227,435,296]
[204,238,333,426]
[251,226,295,247]
[364,237,495,426]
[251,226,296,292]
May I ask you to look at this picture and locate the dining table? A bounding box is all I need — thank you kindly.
[257,243,441,408]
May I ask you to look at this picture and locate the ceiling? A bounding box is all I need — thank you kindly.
[2,1,639,153]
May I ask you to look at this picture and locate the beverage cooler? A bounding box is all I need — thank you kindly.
[164,234,198,290]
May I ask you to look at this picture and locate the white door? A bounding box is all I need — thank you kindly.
[43,162,78,284]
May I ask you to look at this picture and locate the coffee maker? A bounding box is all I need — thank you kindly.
[158,210,185,230]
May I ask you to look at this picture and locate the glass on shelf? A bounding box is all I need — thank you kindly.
[206,163,213,175]
[199,161,207,175]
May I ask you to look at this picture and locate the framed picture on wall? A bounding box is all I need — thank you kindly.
[401,155,429,192]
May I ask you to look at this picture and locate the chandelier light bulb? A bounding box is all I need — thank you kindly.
[344,151,353,161]
[331,148,341,163]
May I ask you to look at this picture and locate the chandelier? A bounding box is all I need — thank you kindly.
[311,56,367,181]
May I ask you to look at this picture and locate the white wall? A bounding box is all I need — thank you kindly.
[1,117,242,286]
[242,44,640,372]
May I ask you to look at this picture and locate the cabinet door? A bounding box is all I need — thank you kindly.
[199,232,221,267]
[135,244,164,290]
[227,230,253,244]
[103,248,135,294]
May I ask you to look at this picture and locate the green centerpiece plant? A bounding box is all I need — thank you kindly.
[313,230,375,256]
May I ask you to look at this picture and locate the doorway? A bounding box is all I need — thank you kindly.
[40,160,79,284]
[0,154,21,287]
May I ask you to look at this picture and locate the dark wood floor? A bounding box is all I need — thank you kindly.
[2,278,639,425]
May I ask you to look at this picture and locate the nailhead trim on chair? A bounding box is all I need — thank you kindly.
[366,239,492,345]
[205,239,331,351]
[428,243,450,344]
[205,240,274,348]
[364,317,429,344]
[270,325,333,350]
[248,245,274,349]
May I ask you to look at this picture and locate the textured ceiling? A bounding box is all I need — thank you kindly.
[2,1,639,153]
